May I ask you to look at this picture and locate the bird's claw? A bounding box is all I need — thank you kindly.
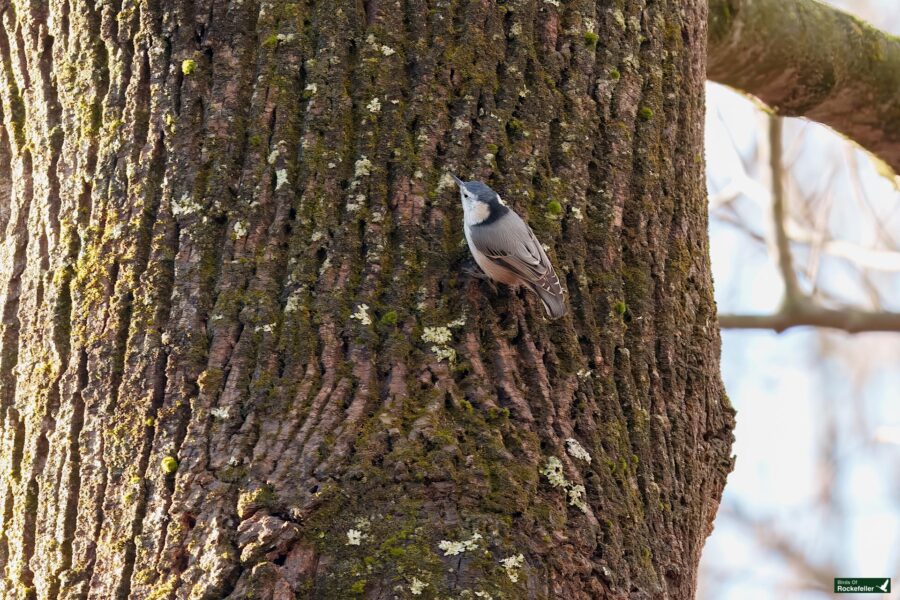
[462,265,498,294]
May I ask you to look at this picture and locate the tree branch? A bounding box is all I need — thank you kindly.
[768,116,802,304]
[708,0,900,174]
[718,307,900,334]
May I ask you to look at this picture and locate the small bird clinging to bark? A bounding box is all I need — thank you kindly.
[453,175,568,319]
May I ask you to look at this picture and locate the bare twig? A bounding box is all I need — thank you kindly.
[719,307,900,333]
[718,116,900,333]
[769,117,802,306]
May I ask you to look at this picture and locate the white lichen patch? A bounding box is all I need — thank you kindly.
[172,193,202,217]
[254,323,275,333]
[284,294,301,313]
[543,0,560,6]
[500,554,525,583]
[354,156,373,179]
[346,193,366,212]
[567,484,589,514]
[211,406,231,420]
[474,592,494,600]
[380,44,396,56]
[268,149,280,165]
[276,169,289,190]
[351,304,372,325]
[421,325,456,363]
[233,221,249,239]
[430,345,456,363]
[447,313,467,329]
[422,325,456,361]
[612,8,626,29]
[565,438,592,463]
[436,172,456,192]
[367,97,382,113]
[541,456,567,488]
[438,532,482,556]
[346,529,363,546]
[571,206,584,221]
[305,83,318,96]
[576,368,592,380]
[542,455,590,514]
[409,577,427,595]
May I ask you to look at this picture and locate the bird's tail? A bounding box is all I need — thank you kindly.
[528,275,567,320]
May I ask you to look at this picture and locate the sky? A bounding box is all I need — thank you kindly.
[697,2,900,598]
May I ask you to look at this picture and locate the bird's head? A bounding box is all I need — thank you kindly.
[452,175,506,225]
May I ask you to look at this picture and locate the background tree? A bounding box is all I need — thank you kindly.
[700,1,900,596]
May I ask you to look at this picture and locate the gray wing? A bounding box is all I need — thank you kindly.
[469,211,567,318]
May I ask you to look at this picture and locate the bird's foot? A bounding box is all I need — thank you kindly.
[462,265,498,294]
[462,265,488,279]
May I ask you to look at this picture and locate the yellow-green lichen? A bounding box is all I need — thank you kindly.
[161,456,178,475]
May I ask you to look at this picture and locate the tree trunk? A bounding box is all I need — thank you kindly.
[0,1,734,599]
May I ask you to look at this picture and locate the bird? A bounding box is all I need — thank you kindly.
[878,580,889,593]
[452,175,567,319]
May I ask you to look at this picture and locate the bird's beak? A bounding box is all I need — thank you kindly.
[451,174,464,187]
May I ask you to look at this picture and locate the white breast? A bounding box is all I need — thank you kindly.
[464,223,520,286]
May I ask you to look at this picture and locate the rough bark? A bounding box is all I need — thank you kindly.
[0,1,734,599]
[708,0,900,174]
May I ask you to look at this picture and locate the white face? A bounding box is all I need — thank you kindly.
[459,187,490,225]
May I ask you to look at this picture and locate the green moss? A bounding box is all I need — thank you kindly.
[584,31,599,47]
[546,200,563,216]
[238,485,279,517]
[379,310,399,326]
[161,456,178,475]
[609,68,621,80]
[639,107,654,120]
[487,407,510,421]
[181,59,197,75]
[614,300,627,316]
[506,118,524,135]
